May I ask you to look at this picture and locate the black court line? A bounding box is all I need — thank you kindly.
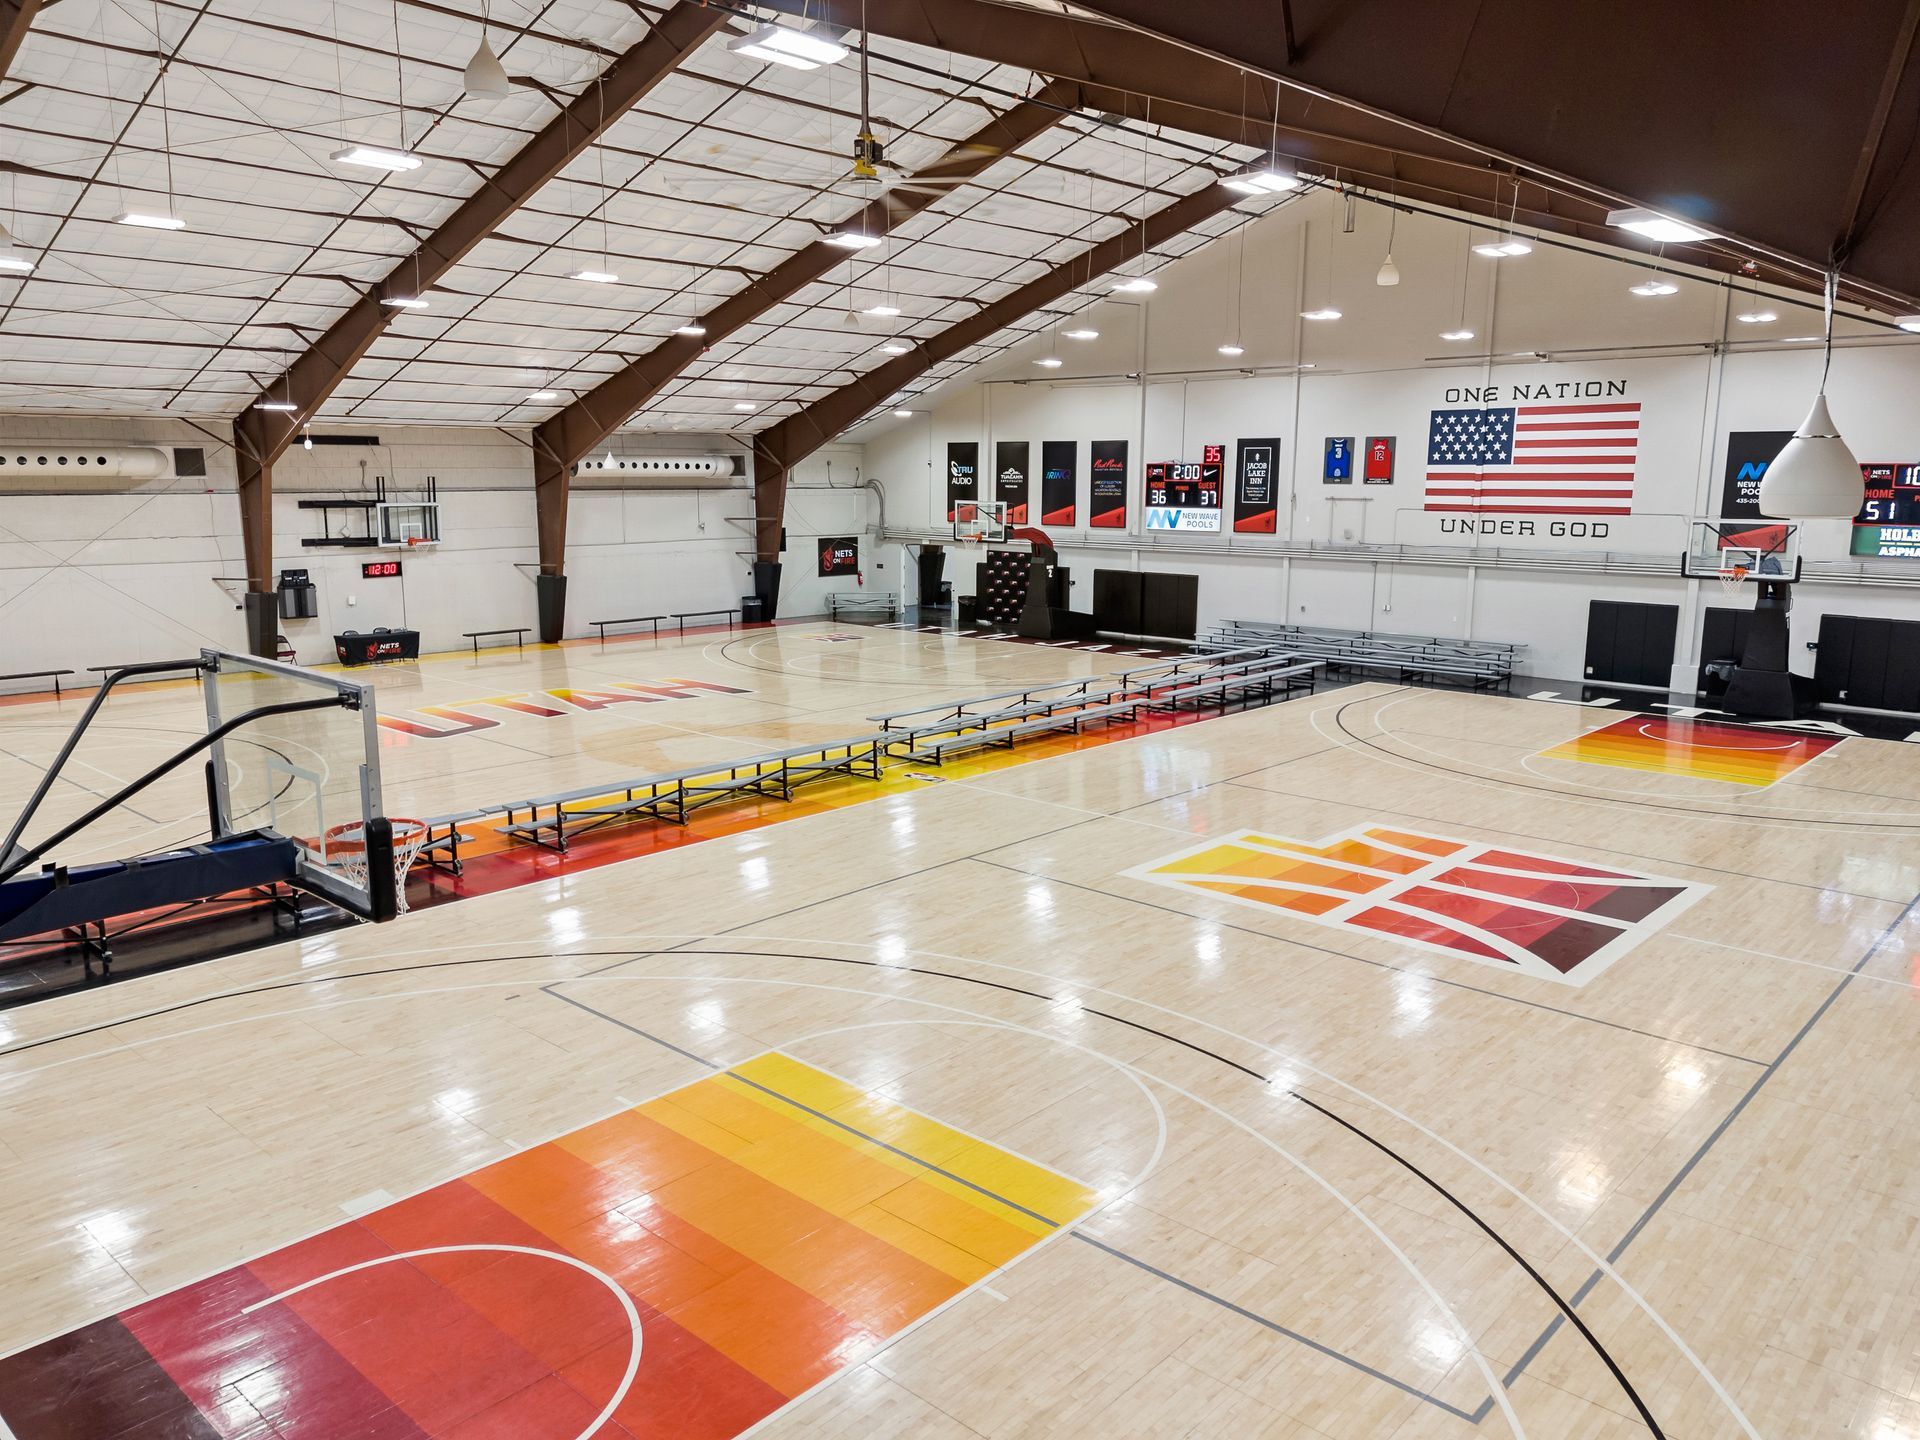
[1292,1092,1664,1436]
[1497,884,1920,1392]
[543,957,1489,1426]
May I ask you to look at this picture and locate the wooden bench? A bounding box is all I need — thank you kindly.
[590,615,665,644]
[463,627,529,655]
[0,669,76,698]
[672,609,740,633]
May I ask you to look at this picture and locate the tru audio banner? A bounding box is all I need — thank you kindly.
[1040,440,1077,526]
[945,441,979,522]
[1233,437,1282,533]
[995,440,1030,524]
[1090,439,1129,528]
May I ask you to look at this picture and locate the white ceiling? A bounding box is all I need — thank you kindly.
[0,0,1270,431]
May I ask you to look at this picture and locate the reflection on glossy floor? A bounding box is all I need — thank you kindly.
[5,677,1920,1437]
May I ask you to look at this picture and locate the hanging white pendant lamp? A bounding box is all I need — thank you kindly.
[464,34,512,99]
[1376,253,1400,286]
[1758,271,1863,519]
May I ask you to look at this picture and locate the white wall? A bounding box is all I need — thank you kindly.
[0,419,877,678]
[861,189,1920,684]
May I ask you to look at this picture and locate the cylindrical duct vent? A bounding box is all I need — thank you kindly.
[0,445,172,479]
[573,454,736,481]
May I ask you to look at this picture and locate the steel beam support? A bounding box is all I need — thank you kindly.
[0,0,43,79]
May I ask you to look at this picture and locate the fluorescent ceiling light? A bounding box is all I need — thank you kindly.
[1223,167,1298,196]
[568,269,619,284]
[1780,335,1822,342]
[1439,328,1476,341]
[527,390,557,400]
[673,323,706,336]
[1112,277,1157,293]
[1629,277,1679,296]
[863,303,901,317]
[114,211,185,230]
[0,251,34,274]
[1034,356,1064,368]
[253,400,298,412]
[1473,238,1531,257]
[880,342,910,355]
[1063,327,1099,340]
[728,23,847,70]
[1896,316,1920,333]
[1300,306,1342,320]
[331,144,422,173]
[382,296,428,309]
[1217,343,1245,356]
[1735,309,1778,323]
[893,409,914,417]
[825,230,882,250]
[732,401,757,411]
[1606,207,1718,243]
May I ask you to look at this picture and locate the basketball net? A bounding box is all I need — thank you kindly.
[1719,564,1748,598]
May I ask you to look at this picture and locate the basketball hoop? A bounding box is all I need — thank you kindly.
[323,817,431,914]
[1719,563,1749,598]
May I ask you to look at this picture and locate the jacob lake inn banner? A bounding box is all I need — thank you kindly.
[1391,375,1683,550]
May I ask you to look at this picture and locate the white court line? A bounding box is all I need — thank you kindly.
[244,1244,640,1440]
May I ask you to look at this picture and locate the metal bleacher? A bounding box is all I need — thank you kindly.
[413,642,1322,857]
[1203,620,1522,691]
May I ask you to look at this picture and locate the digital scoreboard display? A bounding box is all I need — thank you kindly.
[1852,463,1920,558]
[361,559,404,578]
[1145,447,1226,532]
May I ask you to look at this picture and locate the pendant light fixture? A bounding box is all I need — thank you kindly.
[569,84,619,283]
[337,0,423,172]
[1300,210,1340,320]
[1219,215,1248,354]
[1758,269,1864,519]
[1375,199,1400,286]
[1438,226,1474,340]
[464,2,512,99]
[0,180,32,274]
[118,7,185,231]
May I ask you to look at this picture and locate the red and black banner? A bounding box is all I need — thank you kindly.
[995,440,1030,525]
[1040,440,1077,526]
[817,535,859,576]
[945,441,979,522]
[1090,439,1129,528]
[1232,436,1282,533]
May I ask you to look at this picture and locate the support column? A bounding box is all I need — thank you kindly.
[752,456,787,621]
[232,417,277,659]
[533,447,569,643]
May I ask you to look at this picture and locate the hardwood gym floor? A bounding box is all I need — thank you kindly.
[2,645,1917,1438]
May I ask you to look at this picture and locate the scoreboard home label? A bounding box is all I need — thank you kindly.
[1146,446,1224,532]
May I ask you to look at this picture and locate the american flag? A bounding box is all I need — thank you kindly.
[1423,402,1641,514]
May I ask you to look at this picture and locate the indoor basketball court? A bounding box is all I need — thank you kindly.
[5,2,1920,1437]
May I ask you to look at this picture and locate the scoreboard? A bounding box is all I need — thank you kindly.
[1853,463,1920,558]
[1145,445,1225,532]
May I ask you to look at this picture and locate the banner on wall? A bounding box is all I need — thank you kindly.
[994,440,1030,524]
[1089,439,1129,527]
[1233,437,1281,533]
[1720,431,1794,519]
[1040,440,1076,526]
[945,441,978,522]
[817,536,859,577]
[1363,436,1396,484]
[1323,437,1354,483]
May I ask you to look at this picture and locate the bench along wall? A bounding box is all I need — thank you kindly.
[861,189,1920,687]
[0,417,869,678]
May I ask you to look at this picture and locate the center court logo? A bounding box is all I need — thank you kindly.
[1127,823,1708,986]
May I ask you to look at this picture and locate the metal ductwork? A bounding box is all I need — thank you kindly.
[571,453,741,488]
[0,445,172,479]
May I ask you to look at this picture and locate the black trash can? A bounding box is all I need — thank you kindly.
[741,595,766,623]
[957,595,977,627]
